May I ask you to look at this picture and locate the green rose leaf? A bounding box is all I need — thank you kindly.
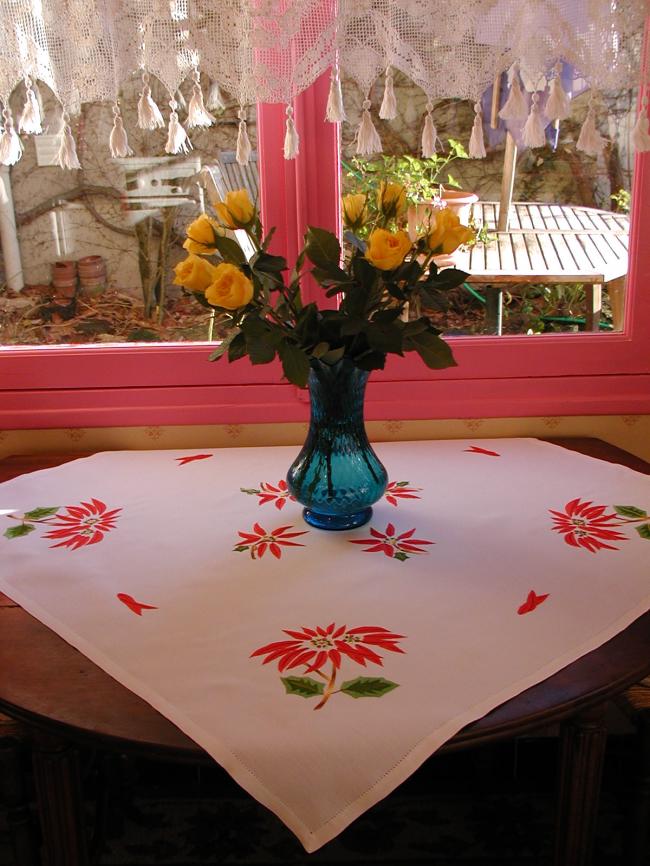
[212,234,247,265]
[23,507,60,520]
[4,524,36,539]
[304,227,341,270]
[636,524,650,540]
[365,322,404,355]
[278,340,310,388]
[614,505,648,519]
[226,331,247,363]
[428,268,470,291]
[404,331,457,369]
[251,251,287,275]
[340,677,399,698]
[281,676,325,698]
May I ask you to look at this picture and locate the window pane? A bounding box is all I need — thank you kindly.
[0,78,257,346]
[340,70,633,337]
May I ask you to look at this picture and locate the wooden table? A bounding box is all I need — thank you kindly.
[1,439,649,866]
[455,203,630,334]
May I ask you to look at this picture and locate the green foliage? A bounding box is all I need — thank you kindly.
[610,188,631,214]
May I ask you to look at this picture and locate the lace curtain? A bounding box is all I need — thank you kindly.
[0,0,646,165]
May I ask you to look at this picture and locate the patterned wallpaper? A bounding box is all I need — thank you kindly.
[1,415,649,463]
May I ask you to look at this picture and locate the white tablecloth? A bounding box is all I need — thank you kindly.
[1,438,649,851]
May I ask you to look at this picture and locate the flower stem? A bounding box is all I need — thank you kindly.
[314,663,337,711]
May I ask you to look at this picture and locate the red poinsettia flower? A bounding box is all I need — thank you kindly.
[234,522,307,559]
[251,622,405,673]
[549,498,628,553]
[349,523,433,559]
[384,481,422,507]
[243,480,295,510]
[43,499,122,550]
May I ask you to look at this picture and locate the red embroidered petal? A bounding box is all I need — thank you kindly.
[251,639,301,657]
[275,498,286,510]
[253,522,266,536]
[269,542,282,559]
[386,523,395,536]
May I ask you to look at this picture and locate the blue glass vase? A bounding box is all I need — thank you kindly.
[287,358,388,531]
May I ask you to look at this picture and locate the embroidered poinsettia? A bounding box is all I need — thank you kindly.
[241,480,295,510]
[349,523,433,560]
[234,522,307,559]
[549,498,628,553]
[384,481,422,507]
[251,623,405,710]
[42,499,122,550]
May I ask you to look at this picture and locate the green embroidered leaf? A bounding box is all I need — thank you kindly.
[340,677,399,699]
[614,505,648,519]
[240,488,260,496]
[395,481,410,487]
[393,551,409,561]
[636,524,650,540]
[233,545,249,552]
[23,507,60,520]
[4,524,36,539]
[281,676,325,698]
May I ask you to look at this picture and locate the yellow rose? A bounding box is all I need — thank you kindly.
[214,189,255,229]
[365,228,412,271]
[377,182,407,219]
[205,263,254,309]
[172,254,220,293]
[342,193,368,229]
[183,214,222,254]
[427,209,475,254]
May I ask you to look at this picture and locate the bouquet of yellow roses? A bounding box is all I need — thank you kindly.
[173,184,475,387]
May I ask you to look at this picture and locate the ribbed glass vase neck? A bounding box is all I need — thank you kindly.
[307,359,369,426]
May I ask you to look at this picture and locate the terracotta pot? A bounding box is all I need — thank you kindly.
[440,189,479,225]
[77,255,107,296]
[52,260,77,299]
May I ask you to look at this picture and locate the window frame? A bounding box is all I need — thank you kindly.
[1,69,649,430]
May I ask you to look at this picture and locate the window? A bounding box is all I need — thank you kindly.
[1,66,649,430]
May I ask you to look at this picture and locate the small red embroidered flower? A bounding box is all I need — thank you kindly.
[241,480,295,510]
[549,498,628,553]
[349,523,434,560]
[176,454,213,466]
[251,623,405,673]
[465,445,500,456]
[384,481,422,507]
[43,499,122,550]
[517,590,549,615]
[234,522,307,559]
[117,593,158,616]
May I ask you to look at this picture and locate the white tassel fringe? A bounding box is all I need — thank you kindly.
[283,105,299,159]
[421,102,438,157]
[206,80,225,112]
[18,79,42,135]
[165,103,192,155]
[522,93,547,148]
[631,103,650,152]
[379,67,397,120]
[138,74,165,130]
[499,67,528,121]
[325,66,346,122]
[0,108,23,166]
[109,105,133,157]
[356,99,382,156]
[469,102,486,158]
[187,70,215,128]
[545,64,570,121]
[576,103,605,157]
[236,107,252,165]
[56,115,81,169]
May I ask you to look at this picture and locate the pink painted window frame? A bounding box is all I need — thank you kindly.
[1,71,649,430]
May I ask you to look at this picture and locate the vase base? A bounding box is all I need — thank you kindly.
[302,506,372,531]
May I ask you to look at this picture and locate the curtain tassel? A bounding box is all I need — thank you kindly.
[137,74,164,130]
[18,77,42,135]
[499,66,528,121]
[356,99,382,156]
[545,63,570,121]
[109,104,133,157]
[468,102,486,158]
[576,100,605,157]
[421,102,438,157]
[165,101,192,155]
[187,69,215,128]
[522,93,547,148]
[325,65,346,122]
[379,66,397,120]
[236,106,252,166]
[56,114,81,169]
[0,107,23,166]
[207,80,225,112]
[283,105,299,159]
